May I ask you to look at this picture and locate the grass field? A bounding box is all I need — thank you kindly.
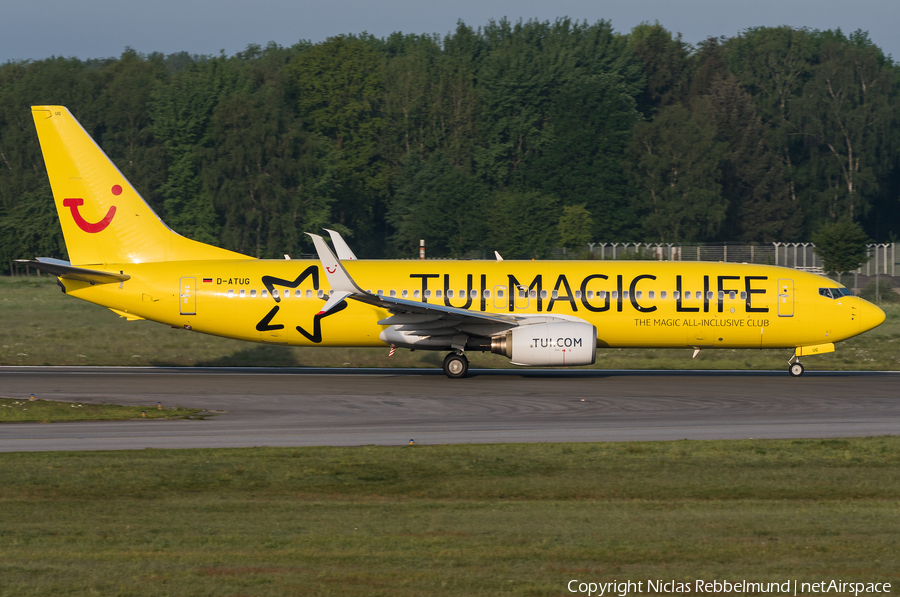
[2,276,899,370]
[0,397,204,422]
[1,439,898,596]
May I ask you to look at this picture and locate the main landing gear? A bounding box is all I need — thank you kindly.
[788,353,805,377]
[443,352,469,379]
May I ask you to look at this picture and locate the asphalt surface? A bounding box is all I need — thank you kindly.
[1,367,898,451]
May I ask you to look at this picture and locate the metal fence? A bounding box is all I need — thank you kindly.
[585,242,898,277]
[8,242,899,280]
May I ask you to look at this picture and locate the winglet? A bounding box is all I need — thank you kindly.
[306,233,365,295]
[324,229,358,260]
[494,251,503,261]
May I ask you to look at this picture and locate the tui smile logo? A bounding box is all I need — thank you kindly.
[63,185,121,233]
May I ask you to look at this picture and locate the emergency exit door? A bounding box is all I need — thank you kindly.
[777,278,794,317]
[179,277,196,315]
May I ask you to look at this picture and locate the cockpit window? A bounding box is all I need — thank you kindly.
[819,287,853,299]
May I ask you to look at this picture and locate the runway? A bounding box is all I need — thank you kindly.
[1,367,898,451]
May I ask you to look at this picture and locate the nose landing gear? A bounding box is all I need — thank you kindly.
[443,352,469,379]
[788,353,805,377]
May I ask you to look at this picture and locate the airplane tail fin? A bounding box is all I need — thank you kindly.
[31,106,249,266]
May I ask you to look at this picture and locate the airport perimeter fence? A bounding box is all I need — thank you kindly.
[581,242,898,277]
[9,242,898,288]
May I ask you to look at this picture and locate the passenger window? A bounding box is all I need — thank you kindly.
[696,291,702,300]
[414,290,420,298]
[636,291,643,299]
[239,289,245,297]
[250,290,257,297]
[623,291,630,299]
[447,289,454,298]
[519,289,527,299]
[435,290,442,298]
[424,290,431,298]
[377,289,384,296]
[599,291,607,299]
[390,290,397,298]
[707,291,714,300]
[262,290,268,298]
[470,289,477,299]
[611,291,618,299]
[574,290,582,299]
[272,289,279,298]
[586,290,593,299]
[227,289,234,297]
[401,290,408,298]
[648,291,655,299]
[483,289,490,298]
[729,291,736,300]
[740,291,746,300]
[317,290,324,298]
[529,290,537,299]
[497,289,504,298]
[306,289,313,298]
[661,291,667,300]
[540,290,548,299]
[551,290,559,299]
[673,291,680,300]
[718,291,724,299]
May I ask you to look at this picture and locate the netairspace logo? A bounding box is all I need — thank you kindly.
[566,579,893,596]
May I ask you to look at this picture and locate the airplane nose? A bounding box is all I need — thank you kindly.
[857,299,886,333]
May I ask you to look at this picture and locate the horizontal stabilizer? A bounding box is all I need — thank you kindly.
[16,259,130,284]
[109,308,145,321]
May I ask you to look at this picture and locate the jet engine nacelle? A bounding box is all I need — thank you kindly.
[491,322,597,367]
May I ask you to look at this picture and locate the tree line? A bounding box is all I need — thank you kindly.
[0,19,898,272]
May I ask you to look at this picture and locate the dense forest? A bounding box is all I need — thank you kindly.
[0,19,898,271]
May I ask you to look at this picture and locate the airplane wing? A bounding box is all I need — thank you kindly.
[306,234,581,346]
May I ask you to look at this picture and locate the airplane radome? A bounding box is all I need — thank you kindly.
[20,106,886,378]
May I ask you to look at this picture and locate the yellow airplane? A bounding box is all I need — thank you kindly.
[20,106,886,378]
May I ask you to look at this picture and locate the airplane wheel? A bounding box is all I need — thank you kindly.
[789,362,804,377]
[443,353,469,379]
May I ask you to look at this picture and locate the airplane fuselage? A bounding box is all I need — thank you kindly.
[61,259,877,352]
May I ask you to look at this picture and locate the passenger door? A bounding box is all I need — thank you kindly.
[179,277,196,315]
[492,285,507,310]
[777,279,794,317]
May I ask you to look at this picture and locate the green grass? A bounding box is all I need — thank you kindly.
[1,275,898,370]
[0,397,204,422]
[1,439,899,596]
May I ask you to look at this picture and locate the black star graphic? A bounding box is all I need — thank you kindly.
[254,267,349,343]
